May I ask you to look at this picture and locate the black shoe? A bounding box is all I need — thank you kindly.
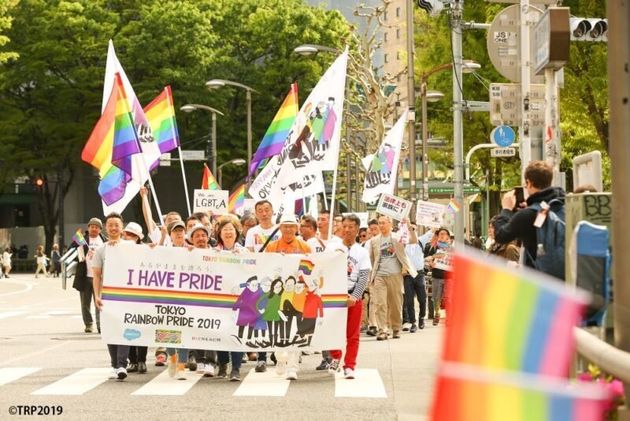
[138,362,147,373]
[419,319,425,329]
[315,359,331,371]
[187,356,197,372]
[255,361,267,372]
[410,324,418,333]
[270,353,277,366]
[217,363,228,378]
[127,363,138,373]
[366,327,377,337]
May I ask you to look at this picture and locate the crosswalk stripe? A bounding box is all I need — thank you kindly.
[0,367,41,386]
[31,368,111,395]
[334,369,387,398]
[233,368,291,397]
[0,311,27,320]
[132,368,203,395]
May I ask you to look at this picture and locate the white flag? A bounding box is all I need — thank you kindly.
[275,49,348,187]
[101,40,162,215]
[361,110,408,204]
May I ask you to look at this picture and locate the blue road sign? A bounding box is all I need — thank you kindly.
[491,125,516,147]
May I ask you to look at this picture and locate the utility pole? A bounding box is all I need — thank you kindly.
[451,0,465,244]
[608,0,630,410]
[519,0,532,181]
[406,0,417,220]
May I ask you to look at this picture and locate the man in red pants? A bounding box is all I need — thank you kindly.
[327,214,372,379]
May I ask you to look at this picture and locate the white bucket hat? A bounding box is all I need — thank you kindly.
[123,222,144,240]
[278,213,299,226]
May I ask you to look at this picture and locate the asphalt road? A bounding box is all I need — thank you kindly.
[0,274,442,421]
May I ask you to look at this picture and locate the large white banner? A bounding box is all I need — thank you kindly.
[101,244,348,351]
[361,110,408,204]
[415,200,447,228]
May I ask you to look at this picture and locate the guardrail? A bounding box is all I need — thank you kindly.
[574,327,630,384]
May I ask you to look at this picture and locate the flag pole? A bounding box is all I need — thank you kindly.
[177,146,191,216]
[322,175,329,211]
[328,167,338,237]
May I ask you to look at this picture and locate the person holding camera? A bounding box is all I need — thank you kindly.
[493,161,566,273]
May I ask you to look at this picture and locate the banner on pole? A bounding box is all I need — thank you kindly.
[361,111,408,204]
[101,244,347,351]
[376,193,412,221]
[193,189,228,214]
[415,200,447,228]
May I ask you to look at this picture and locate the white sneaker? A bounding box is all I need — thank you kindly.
[196,362,205,374]
[108,368,117,379]
[116,367,127,380]
[402,322,412,332]
[286,369,298,380]
[343,368,355,379]
[203,364,215,377]
[275,353,288,376]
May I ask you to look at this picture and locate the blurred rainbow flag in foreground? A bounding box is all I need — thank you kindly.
[431,363,611,421]
[430,250,612,421]
[228,184,246,214]
[442,252,588,377]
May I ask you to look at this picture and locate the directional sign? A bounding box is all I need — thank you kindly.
[491,147,516,158]
[491,125,516,147]
[489,83,546,126]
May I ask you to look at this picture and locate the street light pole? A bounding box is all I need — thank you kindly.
[406,0,418,218]
[217,158,247,188]
[180,104,224,176]
[451,0,465,244]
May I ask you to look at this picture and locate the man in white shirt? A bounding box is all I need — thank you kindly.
[300,215,325,253]
[245,200,281,252]
[327,214,371,379]
[92,213,133,380]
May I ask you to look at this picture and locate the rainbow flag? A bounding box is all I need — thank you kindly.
[72,229,87,247]
[249,83,298,175]
[298,259,315,275]
[443,252,587,377]
[143,86,180,154]
[82,73,141,205]
[431,362,611,421]
[446,199,461,214]
[201,164,220,190]
[228,184,246,214]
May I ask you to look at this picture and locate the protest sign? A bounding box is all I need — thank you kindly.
[241,198,256,216]
[101,244,348,351]
[376,193,412,221]
[193,189,228,214]
[416,200,446,228]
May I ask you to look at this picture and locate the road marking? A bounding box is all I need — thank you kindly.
[2,341,71,367]
[132,368,203,395]
[0,279,34,297]
[233,368,291,397]
[31,368,111,395]
[0,367,41,386]
[25,315,51,319]
[334,369,387,398]
[0,311,27,320]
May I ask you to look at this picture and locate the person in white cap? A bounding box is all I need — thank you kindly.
[265,213,312,381]
[187,223,218,378]
[71,217,105,333]
[121,222,149,374]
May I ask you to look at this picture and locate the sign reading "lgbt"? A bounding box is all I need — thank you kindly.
[100,244,348,352]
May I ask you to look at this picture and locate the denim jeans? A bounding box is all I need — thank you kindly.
[107,344,130,369]
[403,273,426,324]
[217,352,243,370]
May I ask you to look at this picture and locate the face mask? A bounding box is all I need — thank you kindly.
[437,241,449,249]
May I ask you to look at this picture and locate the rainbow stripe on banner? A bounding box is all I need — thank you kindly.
[72,229,87,247]
[102,286,347,309]
[443,252,588,377]
[298,259,315,275]
[82,73,141,205]
[249,83,298,175]
[143,86,180,154]
[431,362,611,421]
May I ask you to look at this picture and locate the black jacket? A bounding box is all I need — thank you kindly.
[72,232,106,291]
[494,187,565,268]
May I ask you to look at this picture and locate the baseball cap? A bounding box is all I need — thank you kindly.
[167,220,186,234]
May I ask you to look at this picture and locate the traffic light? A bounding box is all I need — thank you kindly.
[34,177,44,188]
[570,17,608,42]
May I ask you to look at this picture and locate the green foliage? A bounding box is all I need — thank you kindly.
[0,0,18,64]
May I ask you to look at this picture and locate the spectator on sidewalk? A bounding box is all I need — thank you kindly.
[50,244,61,277]
[2,247,12,278]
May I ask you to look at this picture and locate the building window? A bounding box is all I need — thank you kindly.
[396,28,401,39]
[396,7,400,18]
[384,53,389,63]
[384,32,388,42]
[384,11,387,21]
[397,51,401,60]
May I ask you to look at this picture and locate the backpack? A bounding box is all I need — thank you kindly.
[528,199,566,280]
